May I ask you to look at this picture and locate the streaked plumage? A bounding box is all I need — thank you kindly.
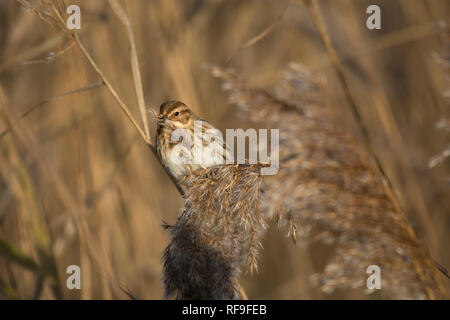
[156,100,231,181]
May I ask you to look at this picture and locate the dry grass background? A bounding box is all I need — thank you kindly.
[0,0,449,299]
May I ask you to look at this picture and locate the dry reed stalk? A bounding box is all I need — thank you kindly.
[335,1,443,260]
[145,0,202,111]
[0,84,129,298]
[429,22,450,172]
[211,62,448,299]
[14,0,185,196]
[303,0,447,298]
[7,3,154,299]
[108,0,150,140]
[16,0,149,144]
[162,164,266,299]
[0,238,40,273]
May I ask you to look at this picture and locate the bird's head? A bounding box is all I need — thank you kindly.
[158,100,194,129]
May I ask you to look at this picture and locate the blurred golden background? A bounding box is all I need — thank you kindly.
[0,0,448,299]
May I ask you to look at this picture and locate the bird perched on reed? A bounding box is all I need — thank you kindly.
[157,101,266,300]
[156,100,231,182]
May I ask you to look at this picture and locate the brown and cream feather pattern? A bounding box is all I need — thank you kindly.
[156,100,231,182]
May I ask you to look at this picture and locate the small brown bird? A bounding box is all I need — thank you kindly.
[156,100,231,182]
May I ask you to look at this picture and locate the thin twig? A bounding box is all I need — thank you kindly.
[0,81,105,139]
[22,41,75,65]
[226,2,289,64]
[71,33,151,145]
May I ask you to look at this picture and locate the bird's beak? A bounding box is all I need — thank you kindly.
[157,115,166,124]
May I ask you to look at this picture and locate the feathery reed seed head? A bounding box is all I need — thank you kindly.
[162,164,266,299]
[212,63,447,299]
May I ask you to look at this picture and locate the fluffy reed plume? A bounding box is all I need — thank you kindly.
[162,164,266,300]
[17,0,66,32]
[211,63,448,299]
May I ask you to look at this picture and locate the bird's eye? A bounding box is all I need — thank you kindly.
[174,111,179,116]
